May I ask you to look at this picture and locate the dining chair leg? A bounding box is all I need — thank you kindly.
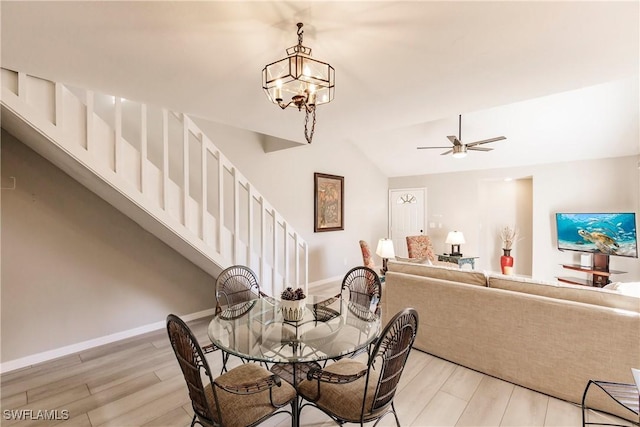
[220,351,230,374]
[391,402,401,427]
[291,399,298,427]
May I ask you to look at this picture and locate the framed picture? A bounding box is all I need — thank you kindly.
[314,172,344,232]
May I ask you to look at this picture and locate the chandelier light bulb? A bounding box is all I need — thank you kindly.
[275,79,283,100]
[308,84,317,105]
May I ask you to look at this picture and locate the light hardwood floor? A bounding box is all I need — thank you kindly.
[1,310,635,426]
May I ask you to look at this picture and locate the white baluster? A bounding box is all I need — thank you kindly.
[54,82,63,127]
[182,114,189,226]
[114,96,122,174]
[140,104,147,194]
[162,109,169,211]
[201,135,207,241]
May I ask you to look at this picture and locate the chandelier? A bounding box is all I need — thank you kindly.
[262,23,335,144]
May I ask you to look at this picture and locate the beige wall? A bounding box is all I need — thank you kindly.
[390,155,640,282]
[193,119,390,282]
[1,131,216,362]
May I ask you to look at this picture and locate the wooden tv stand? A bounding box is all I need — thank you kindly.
[557,253,626,287]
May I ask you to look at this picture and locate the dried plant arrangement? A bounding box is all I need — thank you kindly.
[500,226,518,250]
[281,287,306,301]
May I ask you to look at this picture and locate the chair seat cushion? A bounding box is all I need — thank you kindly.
[205,363,296,427]
[297,358,385,422]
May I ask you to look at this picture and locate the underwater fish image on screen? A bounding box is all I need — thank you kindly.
[555,212,638,258]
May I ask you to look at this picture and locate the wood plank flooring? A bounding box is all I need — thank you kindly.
[2,309,636,426]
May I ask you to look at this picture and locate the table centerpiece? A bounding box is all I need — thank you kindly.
[280,286,307,321]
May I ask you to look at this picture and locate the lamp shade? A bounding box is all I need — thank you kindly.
[445,231,466,245]
[376,238,395,259]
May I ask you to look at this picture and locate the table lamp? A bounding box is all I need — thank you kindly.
[445,231,465,256]
[376,238,395,275]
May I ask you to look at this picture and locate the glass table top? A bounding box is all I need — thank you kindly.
[207,295,381,363]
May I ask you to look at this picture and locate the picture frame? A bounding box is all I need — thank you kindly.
[314,172,344,232]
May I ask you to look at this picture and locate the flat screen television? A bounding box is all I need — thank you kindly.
[555,212,638,258]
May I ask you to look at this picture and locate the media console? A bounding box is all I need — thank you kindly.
[557,253,626,287]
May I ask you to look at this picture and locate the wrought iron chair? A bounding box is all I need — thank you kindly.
[166,314,296,427]
[297,308,419,427]
[341,266,382,316]
[207,265,271,372]
[315,266,382,316]
[313,266,382,362]
[215,265,269,311]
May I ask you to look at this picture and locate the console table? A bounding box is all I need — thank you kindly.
[437,254,478,269]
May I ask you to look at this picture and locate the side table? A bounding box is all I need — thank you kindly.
[437,254,478,269]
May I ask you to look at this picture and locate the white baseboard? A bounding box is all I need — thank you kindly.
[1,278,341,374]
[0,308,216,374]
[308,274,343,288]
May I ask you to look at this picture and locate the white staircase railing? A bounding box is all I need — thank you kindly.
[1,68,308,295]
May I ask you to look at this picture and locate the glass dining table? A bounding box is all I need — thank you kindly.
[207,294,381,426]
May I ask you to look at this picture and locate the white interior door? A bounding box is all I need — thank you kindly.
[389,189,426,258]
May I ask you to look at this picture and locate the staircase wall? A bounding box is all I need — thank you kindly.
[1,69,308,295]
[1,131,217,365]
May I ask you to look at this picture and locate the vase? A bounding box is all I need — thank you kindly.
[500,249,514,275]
[281,298,306,322]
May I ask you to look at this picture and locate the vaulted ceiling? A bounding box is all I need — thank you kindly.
[2,1,638,176]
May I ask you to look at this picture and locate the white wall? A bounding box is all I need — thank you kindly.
[478,178,533,276]
[390,155,640,282]
[1,131,216,363]
[193,119,390,282]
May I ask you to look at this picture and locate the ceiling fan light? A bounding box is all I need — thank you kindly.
[452,145,467,158]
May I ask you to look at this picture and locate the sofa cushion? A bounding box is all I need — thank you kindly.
[488,274,640,313]
[387,260,487,287]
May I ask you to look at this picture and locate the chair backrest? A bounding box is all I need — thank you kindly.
[359,240,377,270]
[215,265,262,310]
[341,266,382,315]
[406,235,436,261]
[366,308,419,414]
[166,314,215,426]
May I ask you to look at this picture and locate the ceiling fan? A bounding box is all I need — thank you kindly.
[417,115,506,158]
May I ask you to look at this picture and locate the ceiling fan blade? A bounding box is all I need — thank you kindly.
[446,135,462,146]
[465,136,506,147]
[467,146,493,152]
[417,146,452,150]
[440,149,453,156]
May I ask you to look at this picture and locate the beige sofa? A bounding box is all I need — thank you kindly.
[383,260,640,421]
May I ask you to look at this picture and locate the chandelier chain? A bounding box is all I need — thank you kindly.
[304,107,316,144]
